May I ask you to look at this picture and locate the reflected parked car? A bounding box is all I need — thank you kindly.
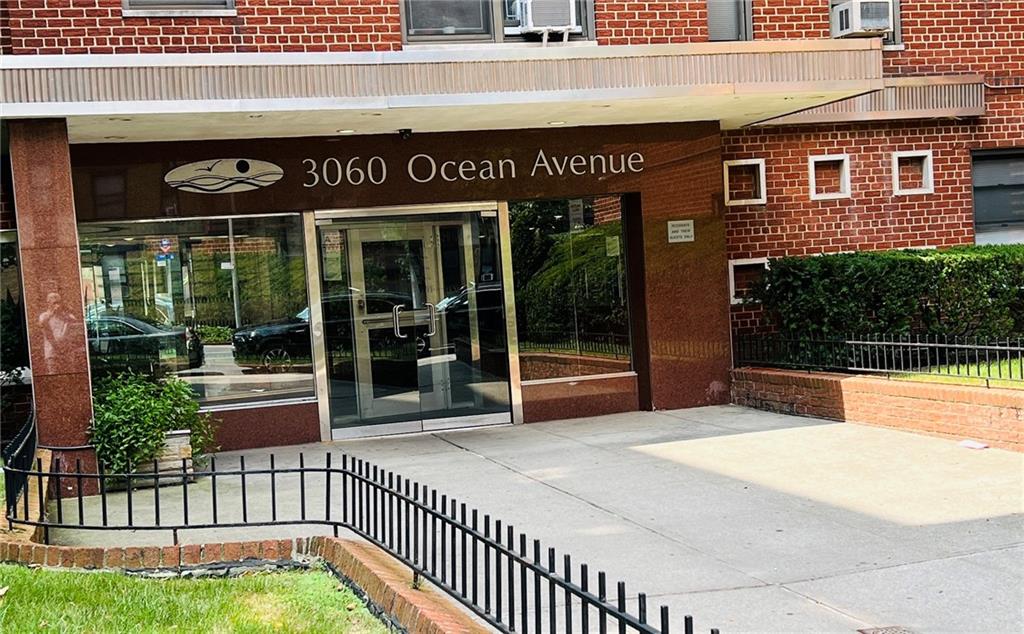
[87,314,203,377]
[231,308,314,372]
[231,292,413,372]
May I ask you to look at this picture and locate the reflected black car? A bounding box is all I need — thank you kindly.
[231,292,413,372]
[87,315,203,377]
[231,307,314,372]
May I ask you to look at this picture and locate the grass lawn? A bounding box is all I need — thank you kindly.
[0,564,387,633]
[895,357,1024,390]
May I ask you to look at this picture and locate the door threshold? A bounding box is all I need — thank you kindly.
[330,412,512,440]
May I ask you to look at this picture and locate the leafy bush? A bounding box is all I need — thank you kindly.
[750,244,1024,338]
[196,324,234,344]
[90,373,218,473]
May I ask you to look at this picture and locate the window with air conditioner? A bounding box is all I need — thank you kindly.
[707,0,753,41]
[403,0,593,42]
[830,0,893,38]
[122,0,234,16]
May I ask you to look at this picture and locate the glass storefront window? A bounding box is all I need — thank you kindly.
[78,215,314,406]
[1,231,33,434]
[510,196,632,381]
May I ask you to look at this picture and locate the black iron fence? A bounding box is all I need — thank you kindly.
[4,442,718,634]
[735,334,1024,385]
[520,331,631,360]
[2,412,36,522]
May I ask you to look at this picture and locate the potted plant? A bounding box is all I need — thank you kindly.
[90,372,218,487]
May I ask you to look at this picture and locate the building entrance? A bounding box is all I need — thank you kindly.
[310,205,517,438]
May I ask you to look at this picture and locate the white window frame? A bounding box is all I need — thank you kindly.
[728,257,769,305]
[892,150,934,196]
[723,158,767,206]
[808,154,852,201]
[122,0,236,18]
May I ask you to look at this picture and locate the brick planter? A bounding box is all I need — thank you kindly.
[732,367,1024,451]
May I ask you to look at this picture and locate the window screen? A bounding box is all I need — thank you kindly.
[974,153,1024,228]
[707,0,752,41]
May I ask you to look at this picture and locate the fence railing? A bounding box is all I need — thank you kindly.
[735,334,1024,385]
[520,331,631,360]
[4,442,719,634]
[2,411,36,523]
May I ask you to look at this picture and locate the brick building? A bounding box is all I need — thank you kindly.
[0,0,1020,452]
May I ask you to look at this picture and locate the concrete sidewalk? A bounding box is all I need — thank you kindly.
[53,405,1023,633]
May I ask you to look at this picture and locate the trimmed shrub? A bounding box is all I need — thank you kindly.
[196,324,234,344]
[750,245,1024,338]
[90,373,218,473]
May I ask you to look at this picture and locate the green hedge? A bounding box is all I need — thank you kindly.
[750,245,1024,338]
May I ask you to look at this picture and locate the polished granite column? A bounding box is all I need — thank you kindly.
[9,119,94,447]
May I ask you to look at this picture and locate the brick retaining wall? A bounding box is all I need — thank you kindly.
[0,534,485,633]
[732,367,1024,451]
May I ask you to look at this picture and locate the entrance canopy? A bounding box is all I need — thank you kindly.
[1,40,886,142]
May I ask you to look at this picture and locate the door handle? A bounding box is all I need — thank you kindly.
[392,305,407,339]
[425,303,437,337]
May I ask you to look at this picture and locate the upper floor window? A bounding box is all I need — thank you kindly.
[707,0,753,42]
[884,0,902,45]
[403,0,592,43]
[122,0,234,16]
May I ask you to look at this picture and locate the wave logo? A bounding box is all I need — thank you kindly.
[164,159,284,194]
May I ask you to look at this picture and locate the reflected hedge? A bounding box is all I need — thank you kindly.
[750,245,1024,338]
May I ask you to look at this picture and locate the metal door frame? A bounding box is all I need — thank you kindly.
[303,201,523,441]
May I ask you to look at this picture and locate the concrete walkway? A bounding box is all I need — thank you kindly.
[53,406,1023,633]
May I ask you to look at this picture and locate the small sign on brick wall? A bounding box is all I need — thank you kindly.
[667,219,695,243]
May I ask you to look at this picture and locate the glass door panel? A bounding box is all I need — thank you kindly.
[315,211,511,435]
[420,214,510,424]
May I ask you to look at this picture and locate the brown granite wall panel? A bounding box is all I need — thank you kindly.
[211,402,321,452]
[9,119,93,446]
[634,135,732,410]
[522,375,639,424]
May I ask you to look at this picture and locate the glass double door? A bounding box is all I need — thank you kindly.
[315,211,512,436]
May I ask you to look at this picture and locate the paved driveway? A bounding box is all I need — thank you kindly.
[54,406,1023,633]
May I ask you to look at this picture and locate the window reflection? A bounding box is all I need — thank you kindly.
[78,215,314,406]
[1,231,33,436]
[510,196,632,381]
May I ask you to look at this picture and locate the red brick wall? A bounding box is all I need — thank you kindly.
[732,367,1024,451]
[723,120,977,260]
[752,0,830,40]
[593,0,705,44]
[885,0,1024,78]
[722,87,1024,332]
[5,0,402,54]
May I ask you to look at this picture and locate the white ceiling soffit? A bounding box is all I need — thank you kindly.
[0,41,884,142]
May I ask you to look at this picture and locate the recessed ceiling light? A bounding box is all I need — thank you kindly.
[336,129,356,135]
[548,120,567,126]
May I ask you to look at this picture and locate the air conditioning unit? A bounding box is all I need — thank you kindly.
[519,0,577,34]
[830,0,893,38]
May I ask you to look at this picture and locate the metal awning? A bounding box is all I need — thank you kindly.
[1,41,886,142]
[753,75,986,126]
